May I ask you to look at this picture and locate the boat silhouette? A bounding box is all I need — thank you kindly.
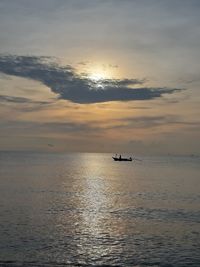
[112,155,132,161]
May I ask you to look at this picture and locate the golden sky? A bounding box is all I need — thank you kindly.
[0,0,200,155]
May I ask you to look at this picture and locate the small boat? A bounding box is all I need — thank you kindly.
[112,155,133,161]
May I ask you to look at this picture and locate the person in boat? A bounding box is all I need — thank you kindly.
[119,154,121,160]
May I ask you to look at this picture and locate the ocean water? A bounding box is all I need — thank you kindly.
[0,152,199,267]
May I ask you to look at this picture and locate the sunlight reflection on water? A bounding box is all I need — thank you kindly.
[0,152,200,266]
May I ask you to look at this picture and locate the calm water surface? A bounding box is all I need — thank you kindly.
[0,152,199,267]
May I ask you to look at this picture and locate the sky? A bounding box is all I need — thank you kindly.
[0,0,200,155]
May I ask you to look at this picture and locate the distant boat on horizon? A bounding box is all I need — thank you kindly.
[112,155,133,162]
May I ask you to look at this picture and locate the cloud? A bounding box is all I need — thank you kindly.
[0,95,34,104]
[0,94,54,113]
[0,120,101,137]
[0,55,181,104]
[39,121,99,134]
[122,115,179,129]
[0,94,49,104]
[112,115,200,129]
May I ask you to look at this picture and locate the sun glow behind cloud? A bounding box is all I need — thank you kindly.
[88,72,107,82]
[90,63,117,78]
[79,62,118,81]
[0,55,181,104]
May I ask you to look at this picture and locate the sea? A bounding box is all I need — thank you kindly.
[0,152,199,267]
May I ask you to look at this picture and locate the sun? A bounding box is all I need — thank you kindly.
[88,72,107,81]
[78,62,119,82]
[86,64,113,82]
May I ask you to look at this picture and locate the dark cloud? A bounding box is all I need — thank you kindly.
[0,55,181,104]
[97,78,145,87]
